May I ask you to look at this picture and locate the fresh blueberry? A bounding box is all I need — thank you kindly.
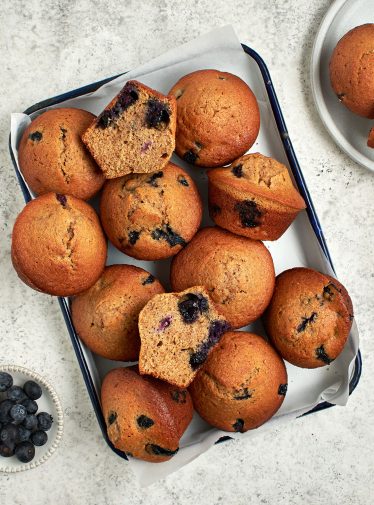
[0,442,14,457]
[23,414,38,431]
[145,99,170,129]
[0,372,13,392]
[37,412,53,431]
[7,386,27,403]
[0,400,14,423]
[235,200,262,228]
[29,131,42,142]
[21,398,38,415]
[137,415,154,429]
[23,380,42,400]
[17,425,31,443]
[0,424,18,447]
[31,430,48,447]
[178,293,209,324]
[145,443,178,456]
[15,441,35,463]
[10,404,27,424]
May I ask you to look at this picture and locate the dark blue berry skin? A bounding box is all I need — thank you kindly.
[232,419,245,432]
[37,412,53,431]
[31,430,48,447]
[128,230,140,245]
[0,442,14,457]
[107,412,117,425]
[189,320,230,370]
[145,443,178,456]
[297,312,317,332]
[1,424,18,447]
[145,100,170,129]
[146,171,164,187]
[137,415,154,429]
[97,83,139,128]
[17,426,31,443]
[0,372,13,392]
[10,404,27,424]
[15,441,35,463]
[142,274,155,286]
[178,293,209,324]
[23,381,42,401]
[21,398,38,415]
[177,175,189,187]
[315,345,333,365]
[235,200,262,228]
[28,131,42,142]
[183,150,198,164]
[23,414,38,431]
[0,400,14,423]
[151,225,185,248]
[278,384,288,396]
[232,164,243,178]
[7,386,27,403]
[56,193,67,207]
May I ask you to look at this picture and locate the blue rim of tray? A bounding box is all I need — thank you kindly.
[8,43,362,459]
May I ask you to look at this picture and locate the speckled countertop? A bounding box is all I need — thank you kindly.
[1,0,373,503]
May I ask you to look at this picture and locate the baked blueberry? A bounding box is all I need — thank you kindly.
[183,150,198,164]
[297,312,317,333]
[231,164,243,178]
[7,386,27,404]
[146,99,170,129]
[178,293,209,324]
[107,411,117,426]
[15,441,35,463]
[97,83,139,129]
[10,404,27,424]
[23,414,38,431]
[37,412,53,431]
[232,418,244,432]
[145,443,178,456]
[151,225,185,247]
[136,415,154,429]
[235,200,262,228]
[189,320,230,370]
[315,345,333,365]
[170,390,187,404]
[146,171,164,187]
[177,175,189,187]
[278,384,288,396]
[23,380,42,400]
[128,230,140,245]
[31,430,48,447]
[233,388,252,400]
[28,131,43,142]
[0,372,13,392]
[56,193,67,207]
[157,315,172,331]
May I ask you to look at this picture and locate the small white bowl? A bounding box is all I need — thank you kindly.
[0,364,64,473]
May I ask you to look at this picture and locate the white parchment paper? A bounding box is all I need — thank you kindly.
[10,26,359,486]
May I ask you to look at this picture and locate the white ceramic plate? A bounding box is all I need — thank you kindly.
[310,0,374,172]
[0,365,63,473]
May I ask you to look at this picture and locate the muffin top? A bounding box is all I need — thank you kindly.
[100,162,202,260]
[329,24,374,118]
[169,69,260,167]
[18,108,105,200]
[11,192,107,296]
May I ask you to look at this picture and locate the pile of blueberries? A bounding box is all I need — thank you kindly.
[0,372,53,463]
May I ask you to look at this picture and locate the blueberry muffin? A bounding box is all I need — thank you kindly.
[82,80,177,178]
[263,268,353,368]
[171,227,275,328]
[71,265,164,361]
[138,286,230,388]
[11,193,107,296]
[169,69,260,167]
[100,162,202,260]
[190,331,287,432]
[101,367,193,462]
[208,153,306,240]
[18,108,104,200]
[368,127,374,148]
[329,24,374,118]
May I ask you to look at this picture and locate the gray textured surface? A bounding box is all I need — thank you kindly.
[1,0,373,503]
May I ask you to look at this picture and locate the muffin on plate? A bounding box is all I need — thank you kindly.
[11,193,107,296]
[263,268,353,368]
[71,265,164,361]
[189,331,287,432]
[101,367,193,462]
[100,162,202,260]
[170,227,275,328]
[138,286,229,388]
[18,108,104,200]
[329,24,374,118]
[169,69,260,167]
[82,80,177,178]
[208,153,306,240]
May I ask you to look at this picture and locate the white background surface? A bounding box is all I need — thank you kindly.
[1,0,373,503]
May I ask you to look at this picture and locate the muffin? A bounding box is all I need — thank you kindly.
[71,265,164,361]
[169,69,260,167]
[208,153,306,240]
[100,162,202,260]
[138,286,230,388]
[263,268,353,368]
[18,108,105,200]
[368,127,374,148]
[329,24,374,118]
[190,331,287,432]
[11,193,107,296]
[101,367,193,462]
[82,80,177,178]
[170,227,275,328]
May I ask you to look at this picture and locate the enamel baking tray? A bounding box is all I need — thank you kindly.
[9,44,362,464]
